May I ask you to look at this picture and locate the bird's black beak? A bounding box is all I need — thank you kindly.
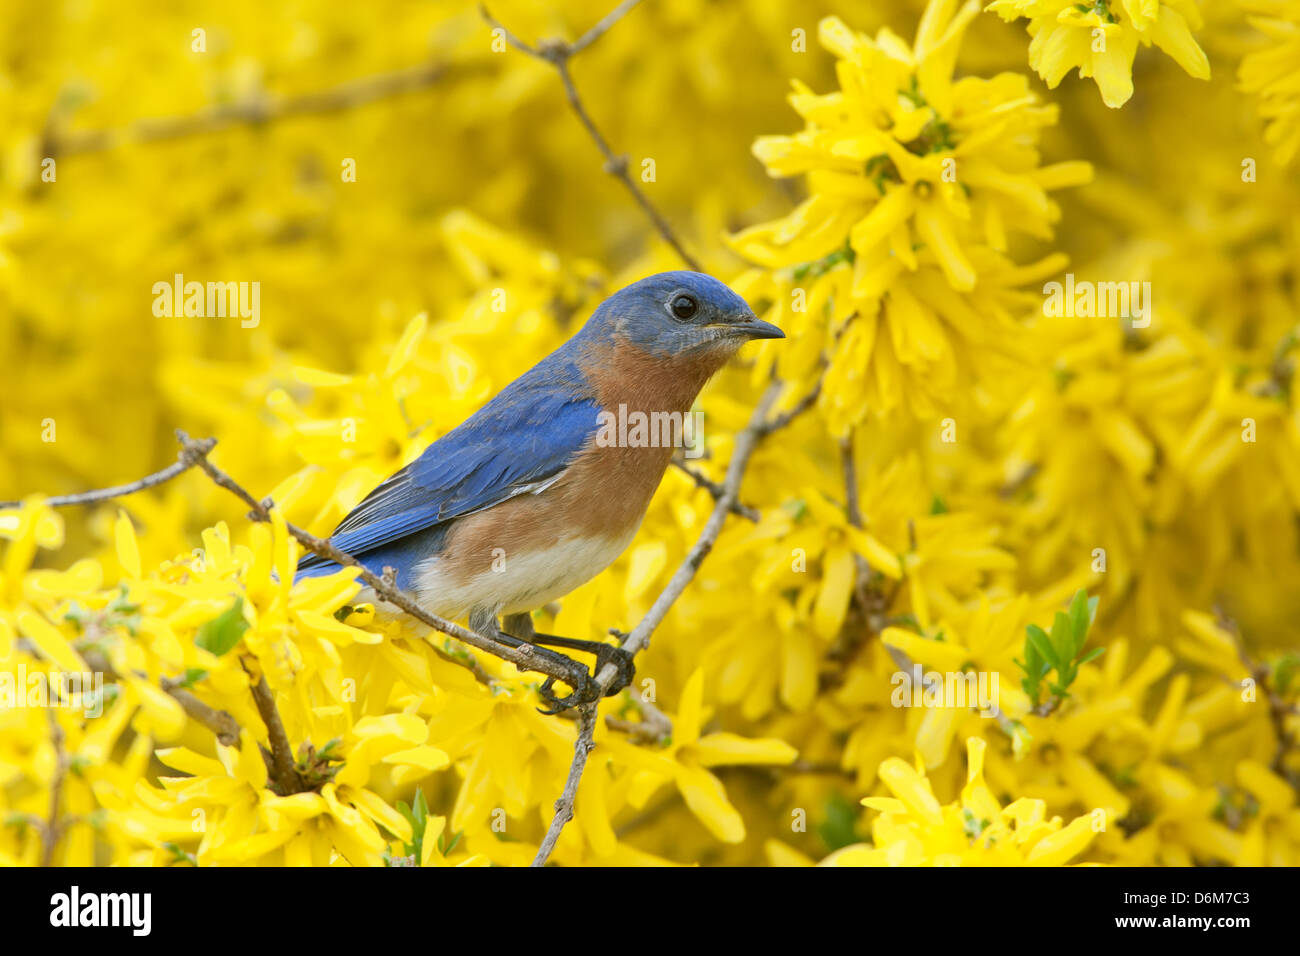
[729,315,785,340]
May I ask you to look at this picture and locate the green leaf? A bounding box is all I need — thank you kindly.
[174,668,208,689]
[816,791,860,852]
[1274,653,1299,696]
[1067,591,1090,651]
[438,828,463,857]
[1025,624,1060,671]
[194,599,249,656]
[398,787,431,859]
[1049,611,1075,665]
[1077,647,1106,666]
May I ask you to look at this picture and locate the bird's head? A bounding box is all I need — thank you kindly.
[583,271,784,358]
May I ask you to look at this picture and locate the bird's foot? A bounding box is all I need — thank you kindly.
[536,674,594,715]
[497,628,636,714]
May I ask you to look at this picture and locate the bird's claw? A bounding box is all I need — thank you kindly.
[535,645,635,714]
[536,675,584,715]
[594,644,635,697]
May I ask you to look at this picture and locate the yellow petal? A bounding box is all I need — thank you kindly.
[1026,816,1096,865]
[676,760,746,843]
[115,510,141,578]
[692,732,798,767]
[878,757,945,825]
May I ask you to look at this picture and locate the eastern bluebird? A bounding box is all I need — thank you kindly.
[296,271,782,708]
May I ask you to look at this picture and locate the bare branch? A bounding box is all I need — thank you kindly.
[41,710,68,867]
[607,693,672,742]
[1218,605,1299,788]
[671,458,759,522]
[0,437,215,510]
[531,701,598,866]
[757,376,822,436]
[82,648,244,750]
[243,663,306,796]
[479,2,702,271]
[46,62,474,157]
[568,0,644,55]
[159,680,242,747]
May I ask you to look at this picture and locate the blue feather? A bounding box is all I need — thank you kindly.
[296,347,599,579]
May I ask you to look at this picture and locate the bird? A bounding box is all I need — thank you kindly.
[295,271,783,710]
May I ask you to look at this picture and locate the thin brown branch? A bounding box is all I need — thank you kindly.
[81,648,243,748]
[0,437,215,510]
[607,694,672,742]
[46,62,472,157]
[159,679,242,747]
[840,434,1014,728]
[819,431,885,690]
[41,710,68,867]
[567,0,644,55]
[1218,605,1299,787]
[479,1,702,271]
[757,376,822,436]
[532,701,598,866]
[671,458,759,522]
[243,663,305,796]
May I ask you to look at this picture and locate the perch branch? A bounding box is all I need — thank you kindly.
[173,432,591,695]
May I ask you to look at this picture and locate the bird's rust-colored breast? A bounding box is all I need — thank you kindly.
[566,333,728,534]
[431,334,728,591]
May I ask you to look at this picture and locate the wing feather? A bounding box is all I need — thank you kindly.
[296,361,599,576]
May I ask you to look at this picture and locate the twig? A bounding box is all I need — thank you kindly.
[158,679,242,747]
[606,694,672,742]
[818,431,881,689]
[479,1,702,271]
[82,648,243,748]
[566,0,644,55]
[1218,605,1299,787]
[671,458,759,522]
[831,432,1013,737]
[243,664,305,796]
[531,702,598,866]
[999,462,1041,500]
[41,710,68,867]
[757,376,822,436]
[45,62,472,157]
[0,437,215,510]
[840,431,873,606]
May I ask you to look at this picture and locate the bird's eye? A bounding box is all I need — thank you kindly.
[670,294,698,320]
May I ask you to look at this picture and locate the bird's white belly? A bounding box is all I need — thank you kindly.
[411,529,637,621]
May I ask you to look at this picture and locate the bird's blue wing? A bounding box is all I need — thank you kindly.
[296,363,599,577]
